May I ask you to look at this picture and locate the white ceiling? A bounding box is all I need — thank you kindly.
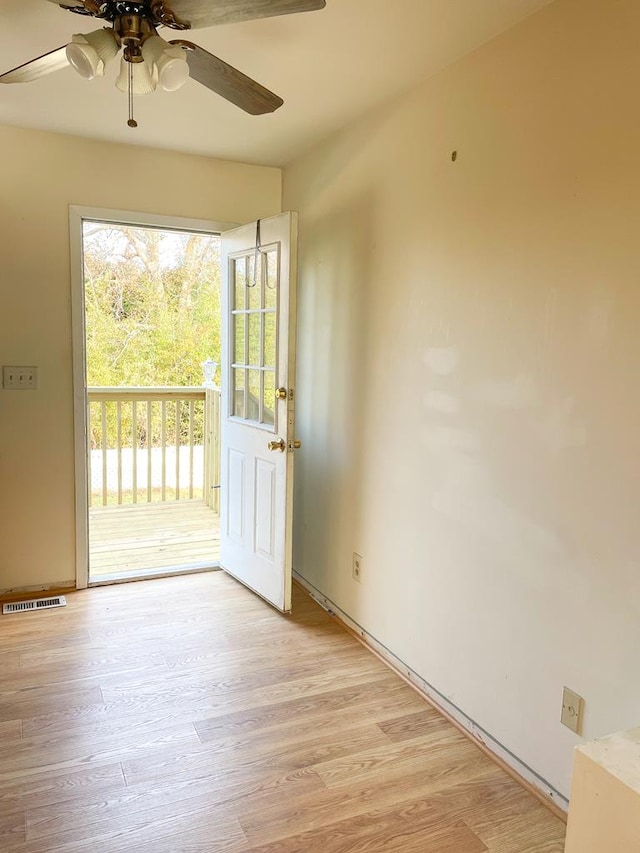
[0,0,553,166]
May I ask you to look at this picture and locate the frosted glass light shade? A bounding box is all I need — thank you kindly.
[142,36,189,92]
[115,57,156,94]
[66,29,119,80]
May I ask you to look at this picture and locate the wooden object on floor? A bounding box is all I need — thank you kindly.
[89,500,220,577]
[564,728,640,852]
[0,572,567,852]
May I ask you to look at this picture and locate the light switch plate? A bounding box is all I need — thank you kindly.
[561,687,584,734]
[2,366,38,390]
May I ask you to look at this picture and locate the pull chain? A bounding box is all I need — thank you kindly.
[127,61,137,128]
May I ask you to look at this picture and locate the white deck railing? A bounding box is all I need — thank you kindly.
[87,387,220,511]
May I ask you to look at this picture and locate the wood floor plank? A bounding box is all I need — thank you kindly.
[239,740,500,846]
[0,810,25,848]
[0,720,22,740]
[0,687,103,727]
[314,726,478,789]
[18,809,245,853]
[377,708,448,742]
[470,807,567,852]
[0,572,566,852]
[243,796,488,853]
[0,722,199,786]
[0,763,125,819]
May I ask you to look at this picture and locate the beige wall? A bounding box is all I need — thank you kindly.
[0,124,281,592]
[284,0,640,798]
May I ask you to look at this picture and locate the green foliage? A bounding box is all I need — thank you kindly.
[84,223,222,387]
[84,223,221,449]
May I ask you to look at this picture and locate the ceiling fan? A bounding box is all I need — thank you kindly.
[0,1,326,126]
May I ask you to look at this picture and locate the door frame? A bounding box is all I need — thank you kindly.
[69,206,236,590]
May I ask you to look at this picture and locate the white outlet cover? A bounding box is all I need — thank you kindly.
[352,552,363,582]
[561,686,584,734]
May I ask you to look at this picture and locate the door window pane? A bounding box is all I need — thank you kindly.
[247,254,261,310]
[248,313,261,367]
[234,314,246,365]
[234,257,246,310]
[247,369,261,422]
[263,371,275,426]
[265,250,278,309]
[264,312,276,368]
[233,368,245,419]
[230,247,279,428]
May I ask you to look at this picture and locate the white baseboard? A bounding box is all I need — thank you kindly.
[294,570,569,816]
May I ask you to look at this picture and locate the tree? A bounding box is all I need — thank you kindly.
[83,222,222,450]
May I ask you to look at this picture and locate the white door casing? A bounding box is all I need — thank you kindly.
[69,206,235,590]
[220,212,298,612]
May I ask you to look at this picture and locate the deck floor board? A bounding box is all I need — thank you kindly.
[89,501,220,578]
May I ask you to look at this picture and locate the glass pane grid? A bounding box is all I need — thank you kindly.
[230,247,279,426]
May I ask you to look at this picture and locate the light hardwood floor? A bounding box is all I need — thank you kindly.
[89,501,220,578]
[0,573,566,852]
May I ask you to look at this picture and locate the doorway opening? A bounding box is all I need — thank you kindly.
[79,217,223,584]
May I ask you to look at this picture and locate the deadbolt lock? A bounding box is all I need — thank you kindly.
[268,438,286,452]
[275,387,288,400]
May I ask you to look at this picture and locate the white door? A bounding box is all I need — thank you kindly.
[220,212,298,612]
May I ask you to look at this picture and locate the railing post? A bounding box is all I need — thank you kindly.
[189,399,195,500]
[147,400,152,503]
[175,399,181,501]
[116,400,123,505]
[203,388,211,508]
[101,402,108,507]
[203,386,220,511]
[87,400,93,509]
[132,401,137,504]
[212,389,221,514]
[161,400,167,502]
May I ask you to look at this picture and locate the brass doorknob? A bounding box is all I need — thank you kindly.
[292,440,302,450]
[275,387,287,400]
[268,438,286,452]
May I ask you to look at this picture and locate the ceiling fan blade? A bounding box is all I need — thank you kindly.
[0,46,70,84]
[43,0,86,8]
[165,0,326,29]
[170,40,283,115]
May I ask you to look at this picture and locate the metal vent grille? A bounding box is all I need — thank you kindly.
[3,596,67,615]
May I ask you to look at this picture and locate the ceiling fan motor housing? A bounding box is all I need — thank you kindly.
[115,13,156,60]
[72,1,191,29]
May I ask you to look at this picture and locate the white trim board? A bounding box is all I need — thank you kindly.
[89,564,220,588]
[69,205,236,590]
[293,570,569,816]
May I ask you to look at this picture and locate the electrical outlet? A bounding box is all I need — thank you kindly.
[352,552,363,583]
[3,366,38,390]
[561,687,584,734]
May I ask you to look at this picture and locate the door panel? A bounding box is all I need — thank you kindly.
[220,212,298,612]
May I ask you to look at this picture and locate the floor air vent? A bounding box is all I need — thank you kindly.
[3,596,67,615]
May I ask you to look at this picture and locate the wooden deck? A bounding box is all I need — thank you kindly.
[89,501,220,579]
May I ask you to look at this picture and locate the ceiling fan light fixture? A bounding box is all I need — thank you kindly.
[66,29,119,80]
[115,56,156,95]
[142,36,189,92]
